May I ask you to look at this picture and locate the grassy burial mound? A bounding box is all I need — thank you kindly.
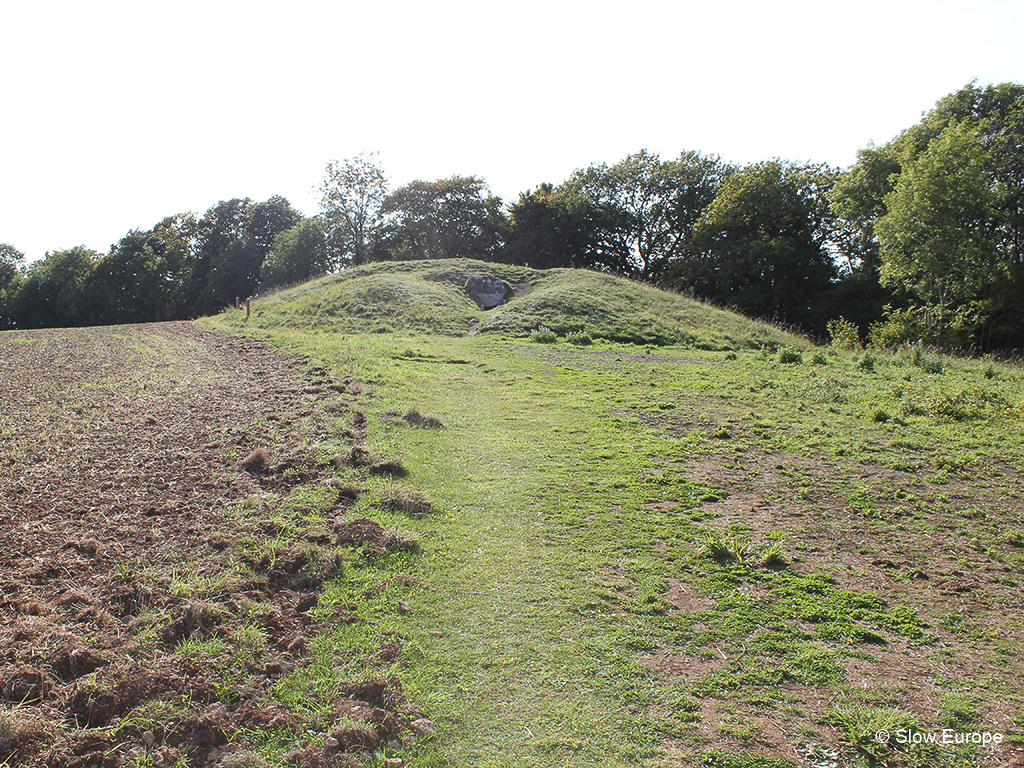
[241,259,804,351]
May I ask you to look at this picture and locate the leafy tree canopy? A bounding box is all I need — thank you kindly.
[319,152,389,268]
[90,214,200,324]
[836,80,1024,347]
[9,246,99,329]
[377,176,506,261]
[0,243,26,329]
[260,217,330,291]
[196,196,301,314]
[503,183,598,270]
[876,120,997,326]
[0,243,25,290]
[683,159,839,328]
[557,149,729,279]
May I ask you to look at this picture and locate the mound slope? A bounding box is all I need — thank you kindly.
[242,259,803,349]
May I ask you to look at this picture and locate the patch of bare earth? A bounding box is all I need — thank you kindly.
[638,409,1024,765]
[0,323,428,767]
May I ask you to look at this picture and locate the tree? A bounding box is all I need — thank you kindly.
[245,195,303,261]
[195,196,300,313]
[319,152,388,268]
[502,184,598,269]
[683,160,839,328]
[0,243,23,289]
[556,149,729,279]
[377,176,506,261]
[192,198,254,313]
[830,143,902,276]
[260,217,330,290]
[9,246,98,328]
[89,214,199,324]
[151,213,202,318]
[0,243,26,328]
[825,145,905,338]
[876,121,997,336]
[845,81,1024,348]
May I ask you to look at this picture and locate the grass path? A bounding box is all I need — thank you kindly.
[361,342,661,766]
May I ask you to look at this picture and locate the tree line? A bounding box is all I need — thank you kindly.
[2,81,1022,351]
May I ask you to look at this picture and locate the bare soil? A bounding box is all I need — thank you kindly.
[639,407,1024,765]
[0,323,424,767]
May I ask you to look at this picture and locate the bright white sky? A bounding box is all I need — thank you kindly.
[2,0,1023,263]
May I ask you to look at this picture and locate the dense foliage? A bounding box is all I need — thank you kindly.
[2,81,1022,351]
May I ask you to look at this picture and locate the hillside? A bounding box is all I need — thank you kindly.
[241,259,805,350]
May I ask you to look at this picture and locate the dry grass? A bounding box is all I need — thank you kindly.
[367,459,408,477]
[239,448,271,472]
[0,708,50,762]
[403,410,445,429]
[377,487,433,518]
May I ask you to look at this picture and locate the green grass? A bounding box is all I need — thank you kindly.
[200,321,1024,766]
[201,263,1024,766]
[240,258,804,350]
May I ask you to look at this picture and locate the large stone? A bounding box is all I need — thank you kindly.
[464,275,514,310]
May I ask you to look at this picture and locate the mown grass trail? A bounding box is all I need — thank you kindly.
[324,335,668,767]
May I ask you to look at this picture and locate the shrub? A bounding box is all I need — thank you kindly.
[566,331,593,346]
[857,353,876,372]
[827,317,860,350]
[924,387,1009,421]
[777,348,802,364]
[903,346,943,374]
[868,305,926,349]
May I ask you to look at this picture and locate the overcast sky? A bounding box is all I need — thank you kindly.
[2,0,1023,263]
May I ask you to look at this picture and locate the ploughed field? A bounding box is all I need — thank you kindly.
[0,323,428,767]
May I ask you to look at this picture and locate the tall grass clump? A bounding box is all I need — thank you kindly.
[778,348,802,364]
[530,325,558,344]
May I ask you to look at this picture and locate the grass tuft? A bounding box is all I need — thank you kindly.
[530,325,559,344]
[240,448,271,472]
[403,409,445,428]
[367,458,408,477]
[377,486,433,518]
